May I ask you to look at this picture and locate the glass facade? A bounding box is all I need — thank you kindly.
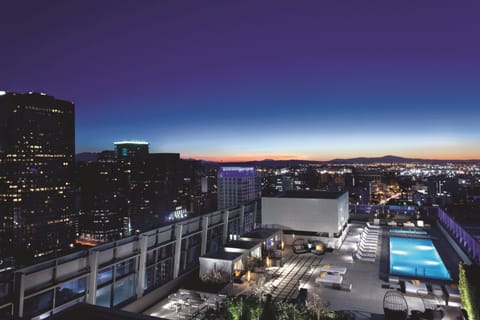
[116,259,135,279]
[113,274,135,306]
[95,285,111,308]
[97,267,113,286]
[55,277,86,307]
[0,92,75,262]
[183,233,201,272]
[24,290,54,318]
[7,202,257,318]
[207,224,223,253]
[96,257,138,308]
[144,242,175,293]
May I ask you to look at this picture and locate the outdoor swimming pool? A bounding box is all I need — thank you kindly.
[389,236,451,280]
[390,229,428,235]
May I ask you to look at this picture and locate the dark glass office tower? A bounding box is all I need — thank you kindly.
[0,91,75,265]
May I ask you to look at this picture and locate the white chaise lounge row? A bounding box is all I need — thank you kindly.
[355,224,381,262]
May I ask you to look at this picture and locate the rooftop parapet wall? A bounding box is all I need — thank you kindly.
[4,201,258,319]
[438,208,480,264]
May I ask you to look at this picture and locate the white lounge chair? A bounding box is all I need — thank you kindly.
[355,252,375,262]
[315,273,343,285]
[361,236,378,241]
[359,245,376,252]
[366,222,380,229]
[318,264,347,275]
[405,280,428,295]
[358,250,376,257]
[361,233,378,237]
[359,242,377,249]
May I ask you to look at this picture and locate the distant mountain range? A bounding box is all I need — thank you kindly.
[214,155,480,166]
[75,153,479,165]
[327,155,480,164]
[75,152,98,162]
[328,155,421,164]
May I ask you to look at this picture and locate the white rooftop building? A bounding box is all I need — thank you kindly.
[262,191,349,248]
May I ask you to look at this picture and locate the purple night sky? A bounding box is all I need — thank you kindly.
[1,1,479,161]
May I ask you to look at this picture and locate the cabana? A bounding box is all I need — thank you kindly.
[199,250,246,284]
[224,240,262,258]
[239,228,283,251]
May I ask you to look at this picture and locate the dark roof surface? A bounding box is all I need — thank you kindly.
[240,228,281,240]
[200,250,244,261]
[224,240,261,250]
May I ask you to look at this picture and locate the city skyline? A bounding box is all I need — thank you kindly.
[2,1,480,162]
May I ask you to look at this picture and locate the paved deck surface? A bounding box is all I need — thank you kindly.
[229,223,461,319]
[144,223,463,320]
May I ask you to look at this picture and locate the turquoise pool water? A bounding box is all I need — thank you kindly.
[390,229,428,235]
[389,237,451,280]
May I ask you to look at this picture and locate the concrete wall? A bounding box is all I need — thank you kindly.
[262,195,347,236]
[337,192,349,231]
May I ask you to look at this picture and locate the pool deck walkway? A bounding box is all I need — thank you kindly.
[228,224,391,317]
[229,222,463,319]
[144,222,464,320]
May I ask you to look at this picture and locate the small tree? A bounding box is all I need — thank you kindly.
[307,292,327,320]
[459,262,480,320]
[226,296,243,320]
[249,301,264,320]
[290,303,309,320]
[274,302,291,320]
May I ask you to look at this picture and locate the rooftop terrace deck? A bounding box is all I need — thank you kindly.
[144,222,464,319]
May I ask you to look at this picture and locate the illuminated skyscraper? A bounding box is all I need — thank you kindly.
[113,141,149,160]
[0,91,75,264]
[217,167,260,210]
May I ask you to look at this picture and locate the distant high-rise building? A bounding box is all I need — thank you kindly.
[114,141,149,160]
[427,176,444,196]
[201,176,208,193]
[217,167,260,210]
[76,160,128,245]
[0,91,75,263]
